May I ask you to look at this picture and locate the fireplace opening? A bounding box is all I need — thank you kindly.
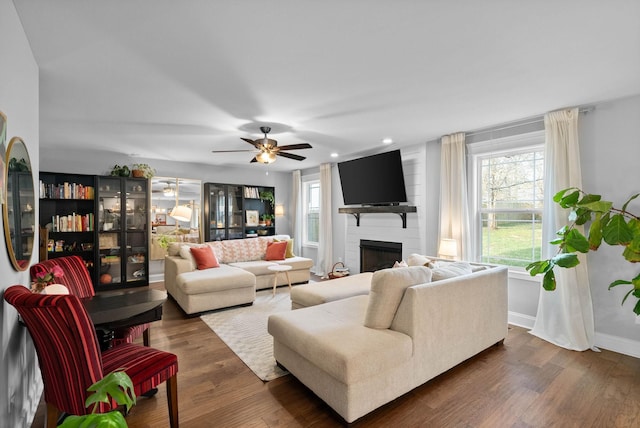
[360,240,402,272]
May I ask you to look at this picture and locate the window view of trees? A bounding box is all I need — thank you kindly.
[303,180,320,245]
[479,149,544,267]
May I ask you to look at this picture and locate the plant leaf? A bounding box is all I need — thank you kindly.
[603,214,633,245]
[588,214,603,250]
[634,299,640,316]
[578,200,613,213]
[553,188,578,203]
[59,411,127,428]
[609,279,632,289]
[526,260,552,276]
[564,229,590,253]
[621,193,640,212]
[577,193,602,205]
[85,371,136,413]
[552,253,580,268]
[542,269,556,291]
[622,246,640,263]
[559,190,580,208]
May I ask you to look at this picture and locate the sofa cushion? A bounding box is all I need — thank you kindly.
[431,261,472,281]
[290,272,374,308]
[179,245,197,270]
[190,245,220,270]
[272,256,314,270]
[222,237,269,262]
[228,260,278,276]
[176,265,255,295]
[268,295,413,384]
[206,241,225,263]
[265,241,287,260]
[364,266,432,329]
[274,238,295,258]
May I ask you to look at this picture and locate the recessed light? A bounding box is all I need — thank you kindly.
[382,138,393,145]
[330,152,338,158]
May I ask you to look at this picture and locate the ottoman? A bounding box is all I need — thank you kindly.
[172,265,256,315]
[290,272,374,309]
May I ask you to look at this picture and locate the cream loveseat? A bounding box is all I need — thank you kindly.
[164,235,313,315]
[268,262,508,423]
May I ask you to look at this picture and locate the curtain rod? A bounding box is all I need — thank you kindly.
[464,105,595,138]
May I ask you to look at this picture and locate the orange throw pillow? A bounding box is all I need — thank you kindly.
[190,246,220,270]
[265,241,287,261]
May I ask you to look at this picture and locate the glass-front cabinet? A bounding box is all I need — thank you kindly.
[204,183,244,241]
[203,182,275,241]
[97,176,149,289]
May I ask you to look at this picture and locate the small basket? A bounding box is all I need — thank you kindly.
[328,262,349,279]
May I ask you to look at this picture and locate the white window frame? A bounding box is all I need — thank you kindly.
[468,131,545,272]
[302,175,320,248]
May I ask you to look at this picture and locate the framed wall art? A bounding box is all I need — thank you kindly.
[246,210,259,226]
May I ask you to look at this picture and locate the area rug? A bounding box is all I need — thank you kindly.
[200,288,292,381]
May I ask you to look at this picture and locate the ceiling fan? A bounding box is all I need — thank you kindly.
[212,126,312,164]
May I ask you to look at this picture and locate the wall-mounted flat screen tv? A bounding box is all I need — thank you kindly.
[337,149,408,206]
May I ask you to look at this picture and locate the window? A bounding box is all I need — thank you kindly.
[302,179,320,246]
[471,133,544,268]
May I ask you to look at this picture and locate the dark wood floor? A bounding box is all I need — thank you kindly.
[31,281,640,427]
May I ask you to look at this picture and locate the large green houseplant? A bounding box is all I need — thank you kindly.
[526,188,640,315]
[60,371,136,427]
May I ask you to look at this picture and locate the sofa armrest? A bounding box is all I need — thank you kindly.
[164,255,194,293]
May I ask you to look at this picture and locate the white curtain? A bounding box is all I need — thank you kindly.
[439,132,471,260]
[530,108,595,351]
[291,170,302,256]
[315,163,333,277]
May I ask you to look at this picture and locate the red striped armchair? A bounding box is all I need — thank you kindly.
[4,285,178,427]
[30,255,151,346]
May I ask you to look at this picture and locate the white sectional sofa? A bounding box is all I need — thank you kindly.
[164,235,313,315]
[268,261,508,423]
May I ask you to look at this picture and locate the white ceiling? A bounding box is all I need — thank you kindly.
[14,0,640,172]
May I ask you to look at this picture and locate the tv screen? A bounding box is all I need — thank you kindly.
[338,150,408,206]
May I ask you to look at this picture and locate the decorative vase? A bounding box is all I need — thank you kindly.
[132,169,144,178]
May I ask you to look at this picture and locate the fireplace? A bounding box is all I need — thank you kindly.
[360,240,402,272]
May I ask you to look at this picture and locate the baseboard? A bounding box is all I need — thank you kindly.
[508,311,536,329]
[594,332,640,358]
[508,311,640,358]
[149,273,164,284]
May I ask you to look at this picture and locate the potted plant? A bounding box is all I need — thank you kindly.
[526,188,640,315]
[109,164,130,177]
[60,370,136,427]
[261,213,273,227]
[131,163,156,179]
[259,190,275,209]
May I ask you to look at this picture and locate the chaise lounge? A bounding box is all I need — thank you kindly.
[268,262,508,423]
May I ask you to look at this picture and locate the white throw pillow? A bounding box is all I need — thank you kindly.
[364,266,432,329]
[179,245,197,270]
[431,261,472,281]
[393,260,408,268]
[407,253,432,267]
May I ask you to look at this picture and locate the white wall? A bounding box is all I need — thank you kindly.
[0,0,41,425]
[580,95,640,354]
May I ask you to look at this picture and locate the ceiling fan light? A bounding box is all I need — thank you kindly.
[257,151,276,164]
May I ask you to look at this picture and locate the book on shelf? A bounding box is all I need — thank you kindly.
[39,180,94,200]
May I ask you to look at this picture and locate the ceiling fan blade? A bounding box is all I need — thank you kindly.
[277,152,306,161]
[211,149,256,153]
[276,143,313,151]
[241,137,261,148]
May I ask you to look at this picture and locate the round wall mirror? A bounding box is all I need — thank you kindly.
[3,137,35,271]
